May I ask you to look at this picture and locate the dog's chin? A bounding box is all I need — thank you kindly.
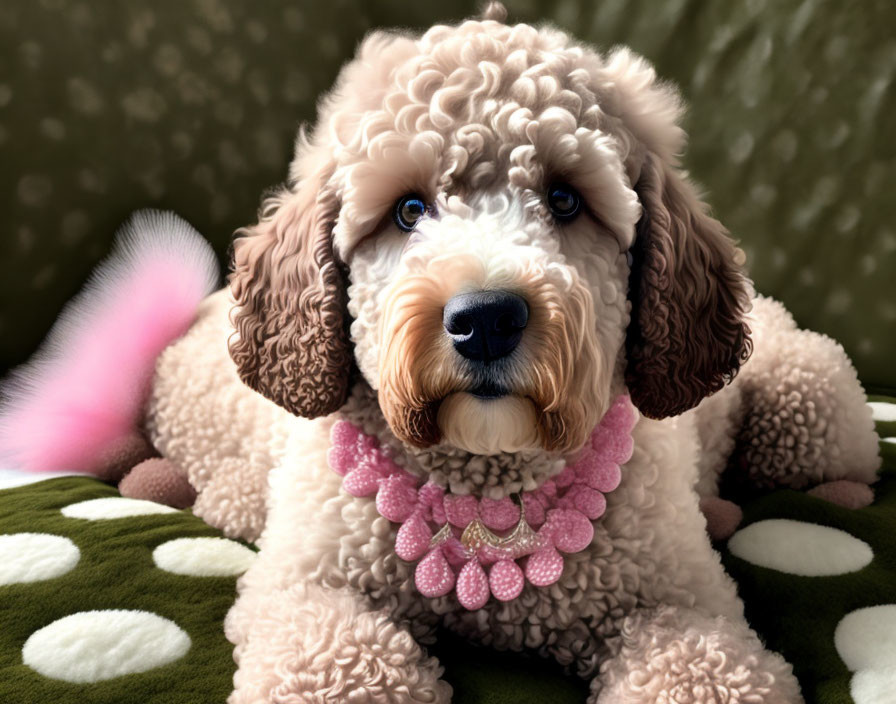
[436,392,540,455]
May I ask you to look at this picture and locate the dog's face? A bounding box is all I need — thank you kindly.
[228,6,752,459]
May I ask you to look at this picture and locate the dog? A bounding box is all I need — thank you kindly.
[1,4,881,701]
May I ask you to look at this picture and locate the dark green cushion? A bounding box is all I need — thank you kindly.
[0,475,588,703]
[0,0,893,392]
[0,477,245,704]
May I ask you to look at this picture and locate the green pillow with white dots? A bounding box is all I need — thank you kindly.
[720,397,896,704]
[0,478,256,703]
[0,399,894,704]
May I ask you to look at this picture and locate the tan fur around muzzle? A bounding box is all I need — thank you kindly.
[376,246,607,455]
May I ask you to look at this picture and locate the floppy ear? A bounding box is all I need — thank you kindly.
[228,179,352,417]
[625,155,752,419]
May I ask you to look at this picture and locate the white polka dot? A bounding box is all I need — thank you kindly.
[0,533,79,585]
[869,402,896,422]
[23,610,190,683]
[17,174,53,205]
[835,606,896,703]
[728,131,754,164]
[851,668,896,704]
[835,605,896,672]
[882,438,896,445]
[61,497,178,520]
[66,77,104,114]
[121,87,167,122]
[153,537,257,577]
[728,519,873,576]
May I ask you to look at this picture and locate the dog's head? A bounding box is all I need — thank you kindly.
[228,3,752,458]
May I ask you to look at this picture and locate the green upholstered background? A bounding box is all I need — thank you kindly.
[0,0,894,391]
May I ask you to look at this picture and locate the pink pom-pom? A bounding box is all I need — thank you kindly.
[489,559,525,602]
[441,536,470,567]
[543,508,594,553]
[479,496,520,532]
[525,547,564,587]
[521,493,546,528]
[395,513,433,561]
[343,467,380,496]
[553,464,577,488]
[417,482,446,524]
[376,474,418,522]
[576,453,622,493]
[538,480,557,500]
[444,494,479,527]
[415,548,455,598]
[359,451,399,481]
[456,560,490,610]
[327,421,364,475]
[591,399,636,462]
[571,485,607,520]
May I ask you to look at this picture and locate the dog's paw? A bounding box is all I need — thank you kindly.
[807,479,874,509]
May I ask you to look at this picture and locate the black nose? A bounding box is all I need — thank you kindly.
[443,291,529,362]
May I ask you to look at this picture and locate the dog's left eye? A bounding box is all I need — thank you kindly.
[393,194,430,232]
[547,184,582,222]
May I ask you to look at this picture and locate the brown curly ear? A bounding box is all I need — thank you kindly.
[228,180,352,417]
[626,155,752,419]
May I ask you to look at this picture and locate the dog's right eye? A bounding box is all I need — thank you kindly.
[393,194,430,232]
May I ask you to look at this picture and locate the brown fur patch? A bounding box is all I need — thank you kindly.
[228,181,353,418]
[626,156,752,419]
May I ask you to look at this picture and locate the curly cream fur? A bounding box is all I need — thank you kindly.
[134,7,882,702]
[146,291,299,542]
[592,606,801,703]
[695,295,881,496]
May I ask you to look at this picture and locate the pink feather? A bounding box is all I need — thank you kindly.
[0,210,219,473]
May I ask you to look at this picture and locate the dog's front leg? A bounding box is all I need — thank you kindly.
[588,605,803,704]
[226,580,451,704]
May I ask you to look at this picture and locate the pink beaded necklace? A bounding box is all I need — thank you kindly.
[327,395,637,610]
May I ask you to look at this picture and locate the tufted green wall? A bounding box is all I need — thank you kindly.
[0,0,893,391]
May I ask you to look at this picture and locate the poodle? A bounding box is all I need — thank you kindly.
[0,4,881,701]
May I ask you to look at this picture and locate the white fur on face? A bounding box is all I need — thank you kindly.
[346,190,632,456]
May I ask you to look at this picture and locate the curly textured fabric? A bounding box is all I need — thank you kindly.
[229,180,352,419]
[146,291,299,542]
[626,155,753,420]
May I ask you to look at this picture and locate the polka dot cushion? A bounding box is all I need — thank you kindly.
[0,477,253,703]
[719,396,896,704]
[0,476,588,704]
[0,398,893,702]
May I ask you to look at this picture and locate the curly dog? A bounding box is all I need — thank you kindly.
[1,4,880,701]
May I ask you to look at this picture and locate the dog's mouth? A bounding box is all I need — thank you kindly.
[469,381,509,399]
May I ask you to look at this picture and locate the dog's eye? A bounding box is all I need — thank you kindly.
[393,194,430,232]
[547,184,582,222]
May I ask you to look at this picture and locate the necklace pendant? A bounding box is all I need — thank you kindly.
[429,522,453,549]
[460,518,498,553]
